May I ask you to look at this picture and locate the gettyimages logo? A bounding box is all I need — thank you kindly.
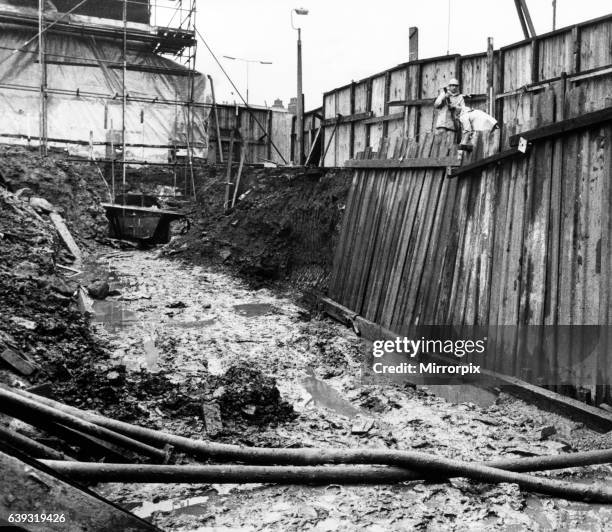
[363,326,612,387]
[372,337,487,358]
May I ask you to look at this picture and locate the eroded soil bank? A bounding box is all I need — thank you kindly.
[90,251,612,531]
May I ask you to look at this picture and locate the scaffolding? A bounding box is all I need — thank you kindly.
[17,0,202,198]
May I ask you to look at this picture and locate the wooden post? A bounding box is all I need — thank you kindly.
[207,75,223,163]
[231,144,245,209]
[495,49,505,149]
[365,79,373,148]
[38,0,48,156]
[382,71,391,139]
[454,56,463,87]
[349,82,356,159]
[411,64,422,140]
[409,27,419,61]
[571,25,581,74]
[224,130,235,212]
[265,109,272,161]
[486,37,495,116]
[531,38,540,84]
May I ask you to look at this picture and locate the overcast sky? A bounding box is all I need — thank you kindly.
[193,0,611,110]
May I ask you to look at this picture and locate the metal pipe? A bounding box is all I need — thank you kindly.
[38,0,47,156]
[7,386,612,475]
[0,387,168,462]
[122,0,128,203]
[0,424,66,461]
[40,461,612,502]
[296,27,304,164]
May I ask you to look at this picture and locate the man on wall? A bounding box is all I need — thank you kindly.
[434,78,497,149]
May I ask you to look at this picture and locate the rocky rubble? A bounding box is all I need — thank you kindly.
[0,146,109,247]
[202,364,296,430]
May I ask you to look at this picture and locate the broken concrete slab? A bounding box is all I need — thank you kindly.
[201,402,223,436]
[0,346,39,376]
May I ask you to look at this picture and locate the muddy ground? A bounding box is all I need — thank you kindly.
[1,148,612,531]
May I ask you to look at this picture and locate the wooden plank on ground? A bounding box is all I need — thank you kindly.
[49,213,82,266]
[0,347,38,376]
[0,448,160,531]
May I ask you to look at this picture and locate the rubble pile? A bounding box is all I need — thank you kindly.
[0,146,108,245]
[166,165,352,289]
[203,363,296,427]
[0,188,101,386]
[0,187,192,423]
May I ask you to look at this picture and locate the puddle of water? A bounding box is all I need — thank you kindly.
[92,300,137,332]
[301,375,360,418]
[233,303,274,318]
[142,335,160,372]
[421,384,498,408]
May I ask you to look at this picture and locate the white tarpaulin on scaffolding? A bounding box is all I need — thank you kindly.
[0,25,208,161]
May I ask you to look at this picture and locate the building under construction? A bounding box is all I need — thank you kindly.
[0,0,207,163]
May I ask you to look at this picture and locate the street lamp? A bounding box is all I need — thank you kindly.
[291,7,308,165]
[223,55,273,105]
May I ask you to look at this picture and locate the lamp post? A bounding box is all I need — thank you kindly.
[222,56,273,105]
[291,7,308,165]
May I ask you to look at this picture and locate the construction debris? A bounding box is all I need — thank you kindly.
[49,212,82,267]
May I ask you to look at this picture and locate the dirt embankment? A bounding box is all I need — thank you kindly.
[166,165,352,290]
[0,146,109,247]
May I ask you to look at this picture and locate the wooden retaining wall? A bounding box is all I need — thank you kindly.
[207,103,292,165]
[329,87,612,403]
[320,13,612,167]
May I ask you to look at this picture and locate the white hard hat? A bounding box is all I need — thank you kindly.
[448,78,460,85]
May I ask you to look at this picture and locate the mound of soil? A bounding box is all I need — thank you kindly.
[204,364,295,426]
[0,187,194,422]
[165,165,352,289]
[0,146,109,246]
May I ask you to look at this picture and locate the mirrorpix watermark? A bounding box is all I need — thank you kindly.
[361,325,612,387]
